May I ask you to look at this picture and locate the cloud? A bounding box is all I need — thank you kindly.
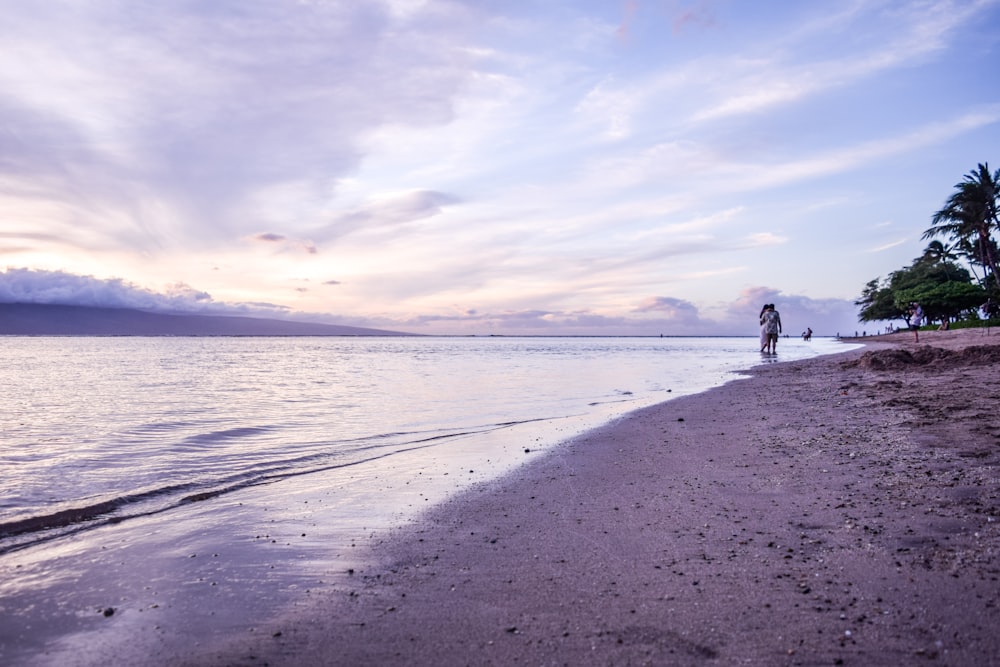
[583,105,1000,198]
[634,295,701,318]
[744,232,787,247]
[0,1,476,250]
[670,1,718,34]
[867,239,910,253]
[387,287,860,336]
[686,1,998,123]
[724,286,862,336]
[315,189,460,242]
[0,267,864,335]
[249,232,319,254]
[615,0,640,44]
[0,268,289,316]
[0,2,992,336]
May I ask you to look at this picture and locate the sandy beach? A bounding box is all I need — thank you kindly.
[194,329,1000,666]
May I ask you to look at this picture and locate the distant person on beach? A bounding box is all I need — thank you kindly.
[760,304,782,354]
[758,304,769,352]
[802,327,812,341]
[907,302,924,342]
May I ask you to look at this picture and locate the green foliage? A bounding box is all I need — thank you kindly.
[860,162,998,326]
[858,249,986,325]
[894,281,986,323]
[949,318,1000,331]
[855,278,900,322]
[923,162,1000,289]
[894,256,973,289]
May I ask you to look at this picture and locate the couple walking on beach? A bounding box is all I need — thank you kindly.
[759,304,782,354]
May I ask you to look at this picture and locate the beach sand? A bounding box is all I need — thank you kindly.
[198,329,1000,666]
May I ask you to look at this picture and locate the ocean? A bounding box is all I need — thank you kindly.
[0,335,853,664]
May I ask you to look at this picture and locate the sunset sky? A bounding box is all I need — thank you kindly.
[1,0,998,335]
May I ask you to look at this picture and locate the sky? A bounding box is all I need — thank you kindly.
[1,0,998,336]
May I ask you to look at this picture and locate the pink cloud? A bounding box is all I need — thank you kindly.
[669,1,717,34]
[254,233,285,242]
[617,0,640,41]
[250,232,317,254]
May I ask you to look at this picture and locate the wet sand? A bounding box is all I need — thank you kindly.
[199,329,1000,666]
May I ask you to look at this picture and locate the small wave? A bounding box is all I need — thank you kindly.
[0,482,199,541]
[0,416,563,556]
[180,425,277,446]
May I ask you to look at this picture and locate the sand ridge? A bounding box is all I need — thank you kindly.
[203,329,1000,666]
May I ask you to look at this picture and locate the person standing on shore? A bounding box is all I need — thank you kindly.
[758,304,769,352]
[761,304,782,354]
[907,302,924,342]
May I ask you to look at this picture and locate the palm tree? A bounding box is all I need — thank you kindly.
[919,240,957,263]
[923,162,1000,291]
[917,240,961,280]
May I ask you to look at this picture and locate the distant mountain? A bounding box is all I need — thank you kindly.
[0,303,413,336]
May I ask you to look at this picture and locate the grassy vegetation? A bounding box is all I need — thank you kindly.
[944,319,1000,331]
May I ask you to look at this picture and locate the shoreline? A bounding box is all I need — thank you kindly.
[0,337,841,667]
[190,327,1000,665]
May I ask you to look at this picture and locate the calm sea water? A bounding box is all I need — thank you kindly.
[0,336,848,554]
[0,335,853,664]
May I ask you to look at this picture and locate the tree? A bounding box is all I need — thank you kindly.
[895,281,986,324]
[923,162,1000,292]
[855,278,900,323]
[920,240,957,264]
[858,251,986,326]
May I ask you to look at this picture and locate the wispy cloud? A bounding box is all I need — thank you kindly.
[0,1,995,335]
[316,190,460,243]
[725,106,1000,191]
[867,239,911,253]
[0,1,475,248]
[691,0,996,122]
